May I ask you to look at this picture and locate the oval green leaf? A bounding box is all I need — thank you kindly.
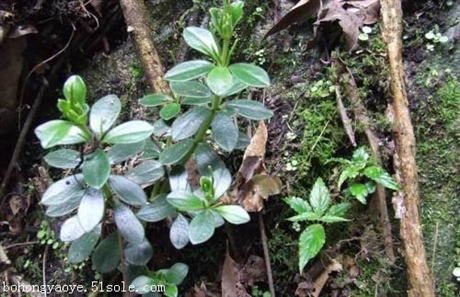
[229,63,270,87]
[138,194,175,222]
[82,149,110,189]
[60,216,86,242]
[225,100,273,120]
[211,112,238,152]
[139,94,173,107]
[159,139,194,165]
[41,174,85,206]
[108,140,145,164]
[102,120,153,144]
[114,203,145,244]
[35,120,89,149]
[170,214,189,249]
[189,210,215,245]
[125,160,164,185]
[166,190,205,211]
[181,97,211,105]
[68,228,100,264]
[45,193,82,217]
[44,149,81,169]
[165,60,214,81]
[92,232,120,273]
[213,205,250,224]
[89,94,121,138]
[171,106,211,141]
[160,103,181,120]
[206,66,233,96]
[77,188,105,232]
[108,175,147,206]
[183,27,219,58]
[124,238,153,266]
[165,263,189,285]
[170,81,212,98]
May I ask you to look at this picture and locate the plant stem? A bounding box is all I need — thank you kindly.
[221,38,230,67]
[180,96,221,164]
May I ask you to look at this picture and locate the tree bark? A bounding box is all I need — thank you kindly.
[380,1,435,296]
[119,0,171,95]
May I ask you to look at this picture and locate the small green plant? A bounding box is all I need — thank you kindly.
[332,147,399,204]
[424,26,448,51]
[284,178,350,272]
[251,285,271,297]
[34,1,272,296]
[358,26,373,42]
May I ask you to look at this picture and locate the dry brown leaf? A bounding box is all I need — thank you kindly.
[252,174,282,199]
[221,252,251,297]
[267,0,380,51]
[311,259,342,297]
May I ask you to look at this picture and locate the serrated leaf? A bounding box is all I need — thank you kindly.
[68,228,100,264]
[114,203,145,244]
[102,121,153,144]
[319,215,349,223]
[338,166,360,189]
[206,66,233,96]
[138,195,175,222]
[326,202,351,218]
[160,139,194,165]
[349,183,369,204]
[309,178,330,214]
[165,60,214,81]
[352,147,369,162]
[124,238,153,266]
[189,210,215,244]
[108,140,145,164]
[44,149,81,169]
[89,94,121,138]
[284,197,312,214]
[170,81,212,98]
[92,232,120,273]
[213,205,250,224]
[165,263,189,285]
[167,190,204,211]
[171,106,211,141]
[35,120,89,149]
[211,112,238,152]
[60,216,86,242]
[77,188,104,232]
[183,27,219,58]
[363,166,400,191]
[139,94,173,107]
[170,214,189,249]
[108,175,147,206]
[298,224,325,273]
[160,103,181,120]
[82,149,110,189]
[126,160,164,185]
[225,100,273,120]
[229,63,270,87]
[287,212,322,222]
[41,174,85,206]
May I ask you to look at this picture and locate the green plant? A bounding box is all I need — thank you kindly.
[34,1,272,296]
[424,26,448,51]
[331,147,399,204]
[284,178,350,272]
[358,26,373,42]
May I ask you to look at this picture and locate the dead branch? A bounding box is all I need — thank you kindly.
[119,0,171,95]
[380,1,435,296]
[258,212,276,297]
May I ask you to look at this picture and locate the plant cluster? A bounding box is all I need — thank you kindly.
[34,1,273,295]
[284,147,399,272]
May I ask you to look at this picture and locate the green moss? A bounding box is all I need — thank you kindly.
[415,76,460,296]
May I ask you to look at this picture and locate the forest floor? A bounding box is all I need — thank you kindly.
[0,0,459,296]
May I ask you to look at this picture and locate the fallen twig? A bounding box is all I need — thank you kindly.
[258,212,275,297]
[119,0,171,95]
[380,0,435,295]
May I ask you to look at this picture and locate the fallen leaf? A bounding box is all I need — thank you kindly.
[311,259,342,297]
[221,252,251,297]
[252,174,282,199]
